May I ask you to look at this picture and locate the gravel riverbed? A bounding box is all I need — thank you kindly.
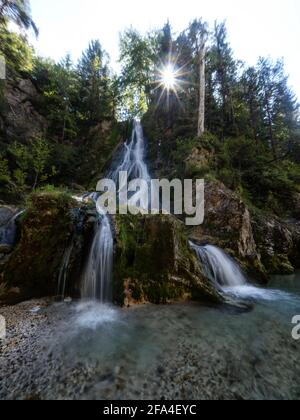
[1,288,300,400]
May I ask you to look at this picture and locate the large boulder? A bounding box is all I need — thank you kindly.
[189,181,267,282]
[113,213,222,306]
[0,192,93,304]
[252,215,299,274]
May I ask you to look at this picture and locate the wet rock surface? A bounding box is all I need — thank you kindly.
[189,181,300,282]
[113,213,222,306]
[252,215,297,275]
[0,193,94,304]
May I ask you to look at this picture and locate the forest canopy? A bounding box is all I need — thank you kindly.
[0,1,299,216]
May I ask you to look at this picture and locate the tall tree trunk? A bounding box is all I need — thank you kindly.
[197,39,206,138]
[265,98,277,159]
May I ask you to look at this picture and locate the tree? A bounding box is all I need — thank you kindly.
[187,20,209,137]
[31,137,53,190]
[78,40,113,123]
[0,0,38,36]
[0,25,33,75]
[8,138,54,192]
[210,22,237,138]
[32,56,80,142]
[257,58,299,159]
[119,28,157,118]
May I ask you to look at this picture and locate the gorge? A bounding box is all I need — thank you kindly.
[0,2,300,400]
[1,118,300,402]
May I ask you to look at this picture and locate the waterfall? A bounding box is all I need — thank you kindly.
[57,238,74,298]
[190,242,247,290]
[81,120,151,302]
[81,201,113,302]
[109,120,151,210]
[0,210,24,247]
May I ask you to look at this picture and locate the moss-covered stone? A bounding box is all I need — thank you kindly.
[251,213,298,275]
[113,212,222,306]
[269,255,295,275]
[0,192,93,303]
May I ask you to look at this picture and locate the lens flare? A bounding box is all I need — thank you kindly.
[154,59,189,109]
[161,65,177,90]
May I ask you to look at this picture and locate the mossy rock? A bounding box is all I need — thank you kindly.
[266,255,295,275]
[0,192,91,304]
[113,212,222,306]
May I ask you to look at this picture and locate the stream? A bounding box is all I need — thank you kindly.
[1,271,300,400]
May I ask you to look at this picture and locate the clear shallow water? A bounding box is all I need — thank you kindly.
[1,272,300,400]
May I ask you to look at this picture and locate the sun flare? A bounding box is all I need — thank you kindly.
[161,65,177,90]
[155,60,188,109]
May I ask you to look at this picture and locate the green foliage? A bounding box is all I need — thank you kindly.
[0,14,299,218]
[142,20,300,216]
[78,40,114,123]
[118,28,158,119]
[0,24,120,197]
[33,184,70,197]
[7,138,55,195]
[0,153,10,185]
[0,25,33,76]
[26,187,72,209]
[171,137,199,175]
[0,0,38,36]
[214,136,300,213]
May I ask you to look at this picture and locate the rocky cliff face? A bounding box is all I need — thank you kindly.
[1,78,47,141]
[189,180,300,282]
[252,215,300,274]
[189,181,267,282]
[0,194,223,305]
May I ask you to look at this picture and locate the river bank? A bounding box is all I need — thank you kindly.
[1,273,300,400]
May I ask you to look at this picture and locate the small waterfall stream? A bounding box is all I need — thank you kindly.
[57,237,75,298]
[0,210,24,247]
[190,242,247,290]
[81,199,113,302]
[190,241,294,302]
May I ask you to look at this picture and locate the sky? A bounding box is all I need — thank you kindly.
[30,0,300,99]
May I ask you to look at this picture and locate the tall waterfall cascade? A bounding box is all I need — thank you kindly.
[81,120,152,301]
[190,242,247,290]
[109,120,152,210]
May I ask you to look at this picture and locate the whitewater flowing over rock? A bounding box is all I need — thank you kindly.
[190,241,295,302]
[108,120,152,210]
[81,203,113,302]
[81,121,152,301]
[190,242,247,289]
[0,210,24,249]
